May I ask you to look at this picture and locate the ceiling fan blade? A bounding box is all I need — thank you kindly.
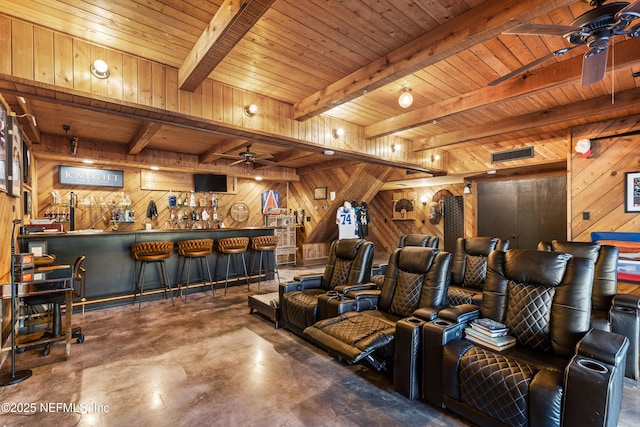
[255,158,279,166]
[581,46,609,86]
[488,45,579,86]
[229,159,245,166]
[255,152,274,160]
[617,0,640,19]
[503,22,581,36]
[210,153,239,160]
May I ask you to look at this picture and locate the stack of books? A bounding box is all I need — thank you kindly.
[464,318,515,351]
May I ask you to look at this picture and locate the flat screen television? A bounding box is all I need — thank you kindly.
[194,174,227,192]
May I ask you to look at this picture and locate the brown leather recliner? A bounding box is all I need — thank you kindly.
[279,238,374,336]
[304,246,451,371]
[422,249,629,427]
[538,240,640,380]
[447,237,509,306]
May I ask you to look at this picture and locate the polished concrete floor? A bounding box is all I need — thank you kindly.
[1,266,639,426]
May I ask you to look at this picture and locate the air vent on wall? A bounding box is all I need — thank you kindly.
[491,146,534,163]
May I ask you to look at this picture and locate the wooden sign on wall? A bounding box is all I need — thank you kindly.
[59,166,124,188]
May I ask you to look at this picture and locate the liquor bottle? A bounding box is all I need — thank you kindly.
[177,193,183,206]
[189,190,196,207]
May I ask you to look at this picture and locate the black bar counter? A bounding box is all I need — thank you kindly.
[18,228,275,308]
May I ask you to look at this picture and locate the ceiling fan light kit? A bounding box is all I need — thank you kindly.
[491,0,640,87]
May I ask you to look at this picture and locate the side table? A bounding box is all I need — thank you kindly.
[248,292,280,329]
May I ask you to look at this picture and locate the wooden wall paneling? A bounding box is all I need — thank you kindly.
[73,40,91,93]
[11,19,34,80]
[0,16,11,76]
[365,184,463,259]
[445,139,567,174]
[105,49,124,101]
[138,59,153,106]
[33,27,54,85]
[35,159,289,231]
[201,79,214,120]
[570,132,640,241]
[153,63,167,110]
[54,33,74,88]
[122,55,139,102]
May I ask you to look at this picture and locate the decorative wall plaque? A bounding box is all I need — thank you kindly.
[59,165,124,188]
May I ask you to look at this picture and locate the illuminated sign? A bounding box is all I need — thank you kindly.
[59,166,124,188]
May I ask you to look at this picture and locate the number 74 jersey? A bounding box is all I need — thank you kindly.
[337,206,358,239]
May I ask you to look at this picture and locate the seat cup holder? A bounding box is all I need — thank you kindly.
[578,358,609,374]
[433,320,450,326]
[406,317,422,324]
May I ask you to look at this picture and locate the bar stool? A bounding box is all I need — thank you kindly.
[176,239,215,302]
[250,235,280,289]
[217,237,250,295]
[131,241,175,311]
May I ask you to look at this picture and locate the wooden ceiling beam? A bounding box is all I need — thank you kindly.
[292,0,575,121]
[371,38,640,140]
[419,87,640,149]
[13,95,41,143]
[128,121,163,155]
[178,0,276,91]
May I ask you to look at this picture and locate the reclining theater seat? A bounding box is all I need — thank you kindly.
[279,238,374,336]
[304,246,451,371]
[448,237,509,306]
[423,249,629,427]
[538,240,640,380]
[371,234,439,285]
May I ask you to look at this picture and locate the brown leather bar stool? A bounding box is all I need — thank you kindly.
[176,239,215,302]
[217,237,250,295]
[131,241,175,311]
[250,235,280,290]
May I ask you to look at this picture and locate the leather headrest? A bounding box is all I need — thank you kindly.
[334,238,365,260]
[397,247,439,274]
[402,234,431,247]
[465,237,499,256]
[504,249,571,287]
[551,240,601,263]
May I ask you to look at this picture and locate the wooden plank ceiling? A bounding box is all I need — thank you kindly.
[1,0,640,175]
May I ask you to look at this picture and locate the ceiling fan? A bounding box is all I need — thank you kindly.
[489,0,640,87]
[228,145,278,166]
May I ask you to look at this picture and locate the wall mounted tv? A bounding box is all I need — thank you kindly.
[194,174,228,192]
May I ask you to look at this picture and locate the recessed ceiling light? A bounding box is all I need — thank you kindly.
[82,159,94,164]
[324,150,335,156]
[255,175,263,181]
[150,166,160,170]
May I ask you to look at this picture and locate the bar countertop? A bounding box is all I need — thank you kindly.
[17,227,276,308]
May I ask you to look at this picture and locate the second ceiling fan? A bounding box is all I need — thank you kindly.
[228,145,278,166]
[490,0,640,87]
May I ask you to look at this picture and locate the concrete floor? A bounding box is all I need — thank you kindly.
[1,266,639,426]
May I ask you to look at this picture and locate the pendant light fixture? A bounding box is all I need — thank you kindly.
[398,88,413,108]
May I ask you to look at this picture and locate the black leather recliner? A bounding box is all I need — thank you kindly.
[279,238,374,336]
[422,249,629,427]
[372,234,439,284]
[304,246,451,371]
[538,240,640,380]
[447,237,509,306]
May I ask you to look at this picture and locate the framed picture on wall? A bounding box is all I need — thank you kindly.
[314,186,327,200]
[23,141,31,185]
[7,115,23,197]
[24,189,32,215]
[624,171,640,213]
[0,100,7,193]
